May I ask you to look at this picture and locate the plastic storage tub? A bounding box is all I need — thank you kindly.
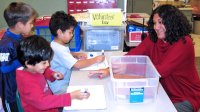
[35,26,53,43]
[82,25,125,51]
[127,25,148,42]
[109,56,160,103]
[34,16,82,52]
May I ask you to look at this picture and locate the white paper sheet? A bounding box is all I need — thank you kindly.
[80,52,109,70]
[64,85,107,110]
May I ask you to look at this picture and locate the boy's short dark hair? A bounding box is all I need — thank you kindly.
[17,35,53,66]
[49,11,77,37]
[4,2,38,27]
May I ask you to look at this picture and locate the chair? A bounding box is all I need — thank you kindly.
[16,91,24,112]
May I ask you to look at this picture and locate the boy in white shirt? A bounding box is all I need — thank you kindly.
[48,11,105,94]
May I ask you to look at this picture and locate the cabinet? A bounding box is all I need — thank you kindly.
[180,8,193,23]
[127,0,153,15]
[179,8,193,30]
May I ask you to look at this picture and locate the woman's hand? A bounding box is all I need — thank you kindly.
[112,63,127,74]
[88,68,109,79]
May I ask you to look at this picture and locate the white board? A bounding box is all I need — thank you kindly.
[64,85,107,110]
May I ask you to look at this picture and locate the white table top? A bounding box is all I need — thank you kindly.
[63,52,177,112]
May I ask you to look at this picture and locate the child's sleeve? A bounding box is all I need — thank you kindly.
[20,74,72,110]
[0,59,21,73]
[0,39,21,73]
[55,49,77,69]
[44,68,55,82]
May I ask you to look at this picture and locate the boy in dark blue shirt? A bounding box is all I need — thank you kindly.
[0,2,38,112]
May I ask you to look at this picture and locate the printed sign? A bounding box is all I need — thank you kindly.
[130,87,144,103]
[91,12,122,26]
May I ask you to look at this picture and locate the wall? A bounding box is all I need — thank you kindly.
[127,0,153,15]
[0,0,67,29]
[0,0,126,29]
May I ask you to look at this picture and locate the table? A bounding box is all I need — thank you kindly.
[63,52,177,112]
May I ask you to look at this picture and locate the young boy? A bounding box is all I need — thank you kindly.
[0,97,4,112]
[0,2,38,112]
[48,11,105,94]
[16,35,90,112]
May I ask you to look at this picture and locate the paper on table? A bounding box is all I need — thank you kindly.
[64,85,107,110]
[80,52,109,70]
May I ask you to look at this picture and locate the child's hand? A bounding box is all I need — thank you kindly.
[70,90,90,100]
[88,68,109,79]
[53,72,64,80]
[77,53,87,60]
[94,55,105,63]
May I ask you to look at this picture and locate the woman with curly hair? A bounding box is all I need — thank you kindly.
[89,4,200,112]
[130,4,200,112]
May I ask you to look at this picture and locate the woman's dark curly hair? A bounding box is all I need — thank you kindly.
[147,4,192,44]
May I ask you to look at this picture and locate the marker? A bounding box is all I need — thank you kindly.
[54,73,60,79]
[89,54,93,57]
[81,88,88,94]
[101,50,104,55]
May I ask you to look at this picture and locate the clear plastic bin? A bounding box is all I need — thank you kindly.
[35,26,53,43]
[110,56,160,103]
[35,25,82,52]
[82,25,125,51]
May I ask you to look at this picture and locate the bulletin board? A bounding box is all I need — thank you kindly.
[67,0,117,14]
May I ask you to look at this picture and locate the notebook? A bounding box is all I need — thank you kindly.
[64,85,107,110]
